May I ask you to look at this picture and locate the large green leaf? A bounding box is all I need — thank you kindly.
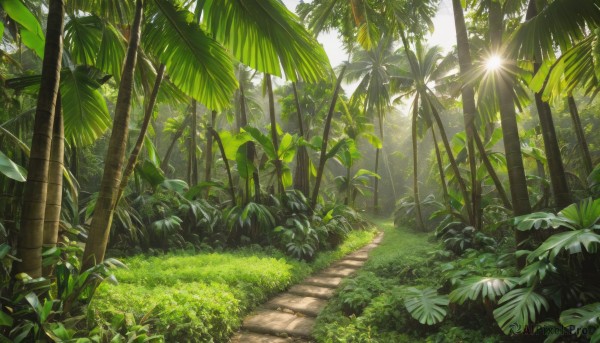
[404,287,449,325]
[202,0,330,83]
[559,198,600,229]
[528,229,600,262]
[96,21,126,80]
[493,287,549,335]
[60,66,111,146]
[64,15,103,66]
[0,0,45,58]
[66,0,133,26]
[560,303,600,342]
[145,0,237,111]
[236,142,255,179]
[449,277,519,304]
[0,150,26,182]
[514,212,560,232]
[244,126,276,160]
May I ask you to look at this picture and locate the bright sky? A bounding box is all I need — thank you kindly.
[281,0,457,68]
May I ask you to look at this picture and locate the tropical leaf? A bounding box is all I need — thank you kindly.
[559,198,600,229]
[449,277,519,304]
[66,0,133,26]
[64,15,103,66]
[0,0,45,58]
[527,229,600,262]
[560,303,600,342]
[236,143,255,179]
[514,212,560,232]
[404,287,449,325]
[60,66,111,147]
[202,0,330,82]
[519,259,557,286]
[0,150,26,182]
[96,21,126,81]
[144,0,237,111]
[493,287,549,335]
[244,126,276,160]
[354,169,380,180]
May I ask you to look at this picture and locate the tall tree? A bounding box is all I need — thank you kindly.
[82,0,144,269]
[15,0,65,278]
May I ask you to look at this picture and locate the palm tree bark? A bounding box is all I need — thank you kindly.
[411,94,425,230]
[567,96,592,176]
[373,110,384,214]
[432,125,464,222]
[292,83,310,197]
[16,0,64,278]
[117,63,165,203]
[473,131,512,209]
[311,66,346,207]
[83,0,143,269]
[204,110,216,196]
[190,100,199,185]
[208,128,236,204]
[161,114,192,171]
[489,0,531,267]
[42,94,64,251]
[238,82,260,202]
[265,74,284,194]
[452,0,481,229]
[526,0,571,209]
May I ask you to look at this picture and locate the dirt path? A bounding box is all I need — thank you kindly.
[229,233,383,342]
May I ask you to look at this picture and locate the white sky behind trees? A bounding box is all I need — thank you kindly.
[281,0,457,68]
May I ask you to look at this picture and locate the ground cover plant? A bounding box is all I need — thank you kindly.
[89,230,375,342]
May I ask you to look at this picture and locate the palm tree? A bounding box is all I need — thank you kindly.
[345,38,400,213]
[15,0,65,278]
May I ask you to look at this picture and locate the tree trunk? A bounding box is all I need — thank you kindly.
[265,74,284,194]
[190,100,199,185]
[451,0,481,229]
[117,63,165,203]
[204,110,216,196]
[238,83,261,202]
[16,0,64,278]
[567,96,593,177]
[373,111,383,214]
[526,0,571,209]
[82,0,143,269]
[292,83,310,197]
[42,94,64,251]
[489,0,531,267]
[161,114,192,171]
[473,131,512,209]
[411,94,425,230]
[208,128,236,204]
[311,66,346,207]
[432,125,463,222]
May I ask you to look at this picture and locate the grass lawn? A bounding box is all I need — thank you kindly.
[89,229,376,342]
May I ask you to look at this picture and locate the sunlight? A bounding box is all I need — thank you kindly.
[485,55,503,71]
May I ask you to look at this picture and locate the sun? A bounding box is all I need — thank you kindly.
[485,55,503,71]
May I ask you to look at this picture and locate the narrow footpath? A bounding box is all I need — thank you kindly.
[230,232,384,342]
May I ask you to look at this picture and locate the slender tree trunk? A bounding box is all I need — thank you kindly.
[265,74,284,194]
[292,83,310,197]
[567,96,593,177]
[204,110,216,196]
[70,146,78,179]
[42,94,64,250]
[311,66,346,207]
[190,100,198,185]
[238,83,260,202]
[82,0,143,269]
[473,131,512,209]
[161,114,192,171]
[428,101,473,222]
[117,63,165,203]
[208,128,236,204]
[452,0,481,228]
[411,95,425,230]
[432,125,462,222]
[16,0,64,278]
[489,0,531,267]
[373,111,383,214]
[526,0,571,209]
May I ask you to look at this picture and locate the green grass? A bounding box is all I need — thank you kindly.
[89,229,376,342]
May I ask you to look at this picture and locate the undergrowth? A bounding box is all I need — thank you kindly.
[89,229,375,342]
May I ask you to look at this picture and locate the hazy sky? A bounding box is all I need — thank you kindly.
[281,0,457,68]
